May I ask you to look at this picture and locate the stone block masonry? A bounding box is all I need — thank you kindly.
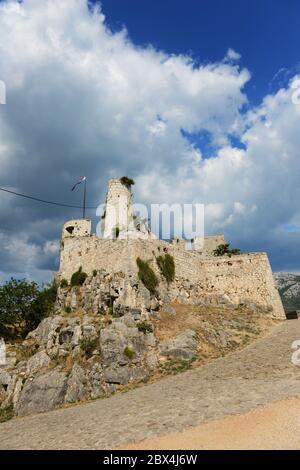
[59,236,285,319]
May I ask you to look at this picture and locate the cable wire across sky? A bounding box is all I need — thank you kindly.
[0,186,98,210]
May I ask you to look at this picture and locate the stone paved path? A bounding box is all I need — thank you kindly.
[1,319,300,449]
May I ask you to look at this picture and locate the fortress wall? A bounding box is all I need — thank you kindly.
[60,237,136,281]
[59,237,203,283]
[59,238,284,318]
[200,253,285,318]
[131,239,203,283]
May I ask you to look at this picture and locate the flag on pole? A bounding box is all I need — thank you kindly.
[71,176,86,191]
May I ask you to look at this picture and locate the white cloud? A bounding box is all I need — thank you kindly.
[224,48,241,62]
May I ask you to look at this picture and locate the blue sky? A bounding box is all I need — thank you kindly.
[0,0,299,282]
[99,0,300,104]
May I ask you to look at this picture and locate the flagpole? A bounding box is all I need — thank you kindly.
[83,178,86,219]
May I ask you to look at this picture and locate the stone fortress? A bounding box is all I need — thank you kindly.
[0,177,286,419]
[58,178,285,319]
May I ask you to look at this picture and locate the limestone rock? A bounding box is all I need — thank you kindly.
[103,366,148,385]
[65,363,88,403]
[88,363,106,399]
[100,315,150,367]
[26,351,51,376]
[160,329,198,360]
[17,368,68,416]
[27,316,63,345]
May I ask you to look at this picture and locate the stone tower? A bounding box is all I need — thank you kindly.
[103,179,133,238]
[102,178,156,239]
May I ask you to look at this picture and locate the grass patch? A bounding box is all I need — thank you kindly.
[159,357,196,376]
[0,404,14,423]
[124,346,135,360]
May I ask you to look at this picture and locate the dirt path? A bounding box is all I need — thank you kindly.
[1,319,300,449]
[123,396,300,450]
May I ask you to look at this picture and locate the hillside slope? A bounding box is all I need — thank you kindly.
[274,272,300,312]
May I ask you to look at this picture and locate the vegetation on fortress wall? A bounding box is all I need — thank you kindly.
[120,176,135,187]
[213,243,241,257]
[70,266,87,287]
[156,253,175,283]
[136,257,158,294]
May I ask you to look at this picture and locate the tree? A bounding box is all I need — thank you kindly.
[0,278,57,340]
[213,243,241,257]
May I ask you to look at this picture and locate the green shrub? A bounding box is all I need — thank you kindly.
[79,337,98,357]
[124,346,135,360]
[70,267,87,287]
[156,253,175,283]
[60,279,68,288]
[213,243,241,257]
[136,258,158,294]
[120,176,135,187]
[92,269,97,277]
[137,321,154,334]
[64,306,72,314]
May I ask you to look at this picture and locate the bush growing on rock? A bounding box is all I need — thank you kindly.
[136,258,158,294]
[70,267,87,287]
[156,254,175,283]
[137,321,154,334]
[60,279,68,288]
[0,278,57,340]
[79,337,98,357]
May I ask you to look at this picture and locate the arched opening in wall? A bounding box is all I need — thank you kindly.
[65,226,75,235]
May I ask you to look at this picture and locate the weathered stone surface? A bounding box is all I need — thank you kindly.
[65,363,88,403]
[103,366,148,385]
[88,363,106,399]
[17,368,68,416]
[160,329,198,360]
[0,369,11,388]
[100,315,151,367]
[27,316,62,345]
[26,351,51,376]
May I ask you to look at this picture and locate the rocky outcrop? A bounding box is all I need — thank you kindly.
[160,329,198,360]
[274,272,300,311]
[0,268,281,419]
[0,307,158,416]
[17,368,68,417]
